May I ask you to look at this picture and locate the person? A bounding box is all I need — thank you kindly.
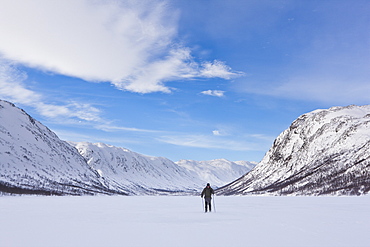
[201,183,214,212]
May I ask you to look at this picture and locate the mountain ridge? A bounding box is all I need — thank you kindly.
[0,100,122,195]
[217,105,370,196]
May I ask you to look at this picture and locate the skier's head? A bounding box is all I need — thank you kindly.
[206,183,210,187]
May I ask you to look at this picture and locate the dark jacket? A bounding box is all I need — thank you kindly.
[201,186,214,199]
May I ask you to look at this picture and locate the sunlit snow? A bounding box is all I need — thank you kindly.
[1,196,369,247]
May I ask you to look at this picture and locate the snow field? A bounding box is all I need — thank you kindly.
[0,196,369,247]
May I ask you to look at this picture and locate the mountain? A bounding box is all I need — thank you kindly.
[69,141,204,195]
[0,99,253,195]
[70,142,255,194]
[176,159,255,188]
[218,105,370,196]
[0,100,123,195]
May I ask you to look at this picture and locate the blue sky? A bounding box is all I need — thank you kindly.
[0,0,369,162]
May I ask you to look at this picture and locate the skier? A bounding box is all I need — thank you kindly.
[201,183,214,212]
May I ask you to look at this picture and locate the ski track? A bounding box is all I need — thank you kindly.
[0,196,369,247]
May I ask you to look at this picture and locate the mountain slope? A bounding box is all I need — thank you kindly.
[70,142,205,195]
[70,142,255,194]
[176,159,255,188]
[0,100,124,195]
[218,105,370,196]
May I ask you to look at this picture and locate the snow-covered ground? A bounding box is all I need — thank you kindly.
[1,196,369,247]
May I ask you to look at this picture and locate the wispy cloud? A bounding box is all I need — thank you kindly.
[199,60,242,79]
[0,0,242,94]
[95,124,163,133]
[201,90,225,97]
[212,130,222,136]
[243,66,370,105]
[157,133,266,151]
[53,129,146,146]
[0,60,102,122]
[0,60,171,138]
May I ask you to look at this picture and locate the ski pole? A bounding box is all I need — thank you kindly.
[213,194,216,212]
[201,196,204,212]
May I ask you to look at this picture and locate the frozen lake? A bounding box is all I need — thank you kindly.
[1,195,369,247]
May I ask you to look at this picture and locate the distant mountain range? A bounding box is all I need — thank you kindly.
[69,141,254,195]
[0,99,253,195]
[176,159,255,187]
[217,105,370,196]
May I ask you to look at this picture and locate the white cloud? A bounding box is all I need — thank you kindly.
[114,48,197,93]
[201,90,225,97]
[211,129,231,136]
[95,124,162,133]
[200,60,242,79]
[212,130,221,136]
[0,0,242,94]
[0,61,102,122]
[244,71,370,105]
[157,133,264,151]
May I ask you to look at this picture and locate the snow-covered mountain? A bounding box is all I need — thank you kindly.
[218,105,370,196]
[176,159,255,188]
[0,99,254,195]
[0,100,122,195]
[69,142,255,194]
[69,142,204,195]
